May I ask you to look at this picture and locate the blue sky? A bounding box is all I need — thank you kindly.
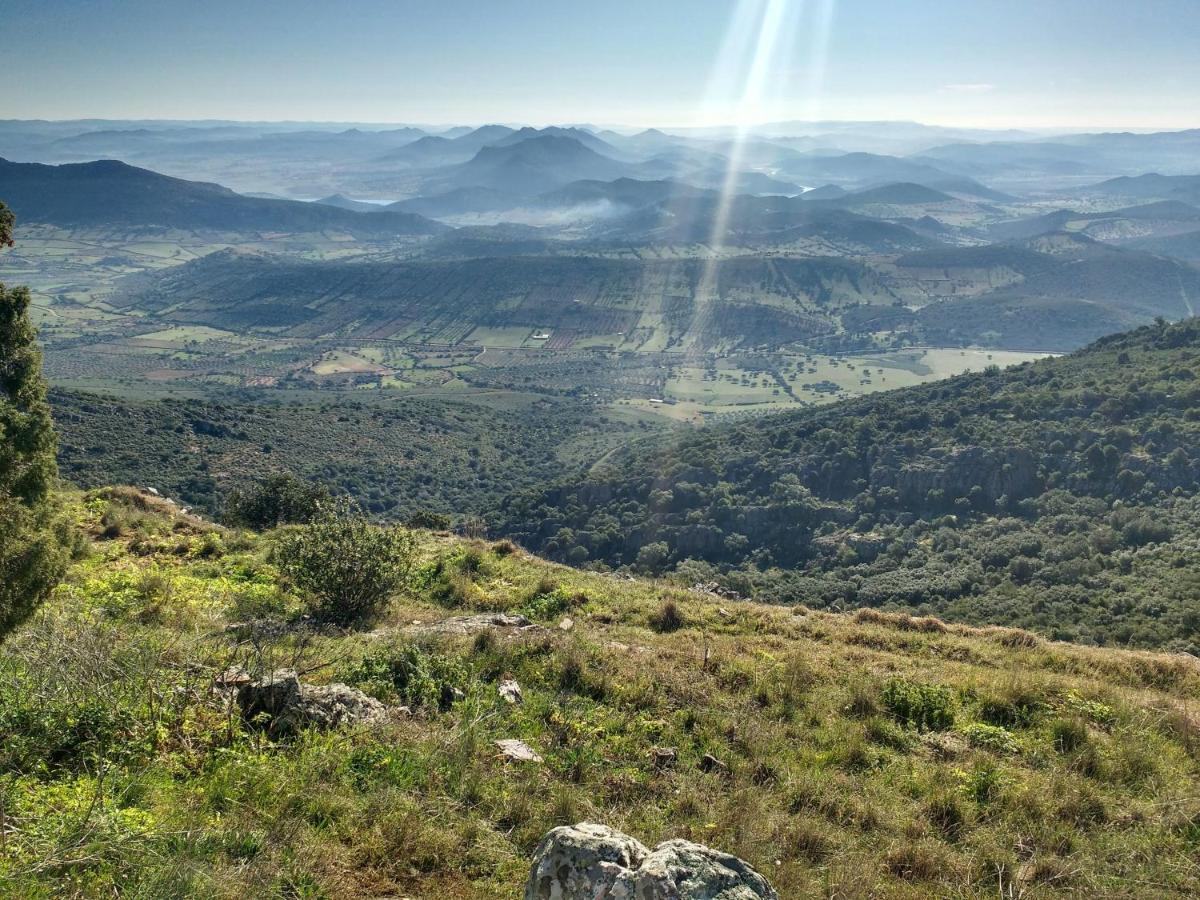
[3,0,1197,128]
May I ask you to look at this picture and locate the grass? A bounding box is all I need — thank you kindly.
[1,488,1198,897]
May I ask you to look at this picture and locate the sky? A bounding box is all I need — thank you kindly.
[3,0,1198,130]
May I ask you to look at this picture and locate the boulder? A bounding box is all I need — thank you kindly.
[524,823,778,900]
[496,738,543,763]
[631,840,779,900]
[238,669,388,734]
[524,823,648,900]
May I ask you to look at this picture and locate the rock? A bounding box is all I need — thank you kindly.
[238,669,388,734]
[632,839,779,899]
[213,666,251,691]
[499,678,524,704]
[524,823,778,900]
[651,747,678,769]
[419,613,540,635]
[524,823,648,900]
[559,616,575,631]
[496,738,542,763]
[699,753,729,775]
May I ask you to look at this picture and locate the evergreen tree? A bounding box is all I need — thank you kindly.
[0,199,68,641]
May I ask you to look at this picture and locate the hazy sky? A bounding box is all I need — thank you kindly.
[4,0,1198,129]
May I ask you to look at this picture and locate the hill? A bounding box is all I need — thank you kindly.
[902,237,1200,349]
[0,158,446,236]
[498,319,1200,650]
[3,488,1199,897]
[112,248,899,349]
[429,135,629,195]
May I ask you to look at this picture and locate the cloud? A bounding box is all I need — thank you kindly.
[941,83,997,94]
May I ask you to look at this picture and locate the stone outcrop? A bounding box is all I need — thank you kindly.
[524,823,778,900]
[237,669,388,734]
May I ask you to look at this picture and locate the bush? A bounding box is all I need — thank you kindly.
[649,599,684,633]
[275,504,415,625]
[881,679,956,731]
[224,474,328,530]
[347,641,466,712]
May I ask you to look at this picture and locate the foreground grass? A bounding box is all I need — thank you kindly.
[2,489,1199,898]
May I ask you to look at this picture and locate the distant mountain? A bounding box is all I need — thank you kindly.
[774,151,974,192]
[314,193,385,212]
[988,200,1200,243]
[0,158,446,236]
[387,186,522,218]
[427,135,628,195]
[1083,174,1200,206]
[374,125,518,167]
[492,126,622,158]
[801,184,848,200]
[835,182,956,205]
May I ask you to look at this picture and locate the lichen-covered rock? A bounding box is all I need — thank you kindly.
[238,669,387,734]
[524,823,648,899]
[524,824,778,900]
[630,840,779,900]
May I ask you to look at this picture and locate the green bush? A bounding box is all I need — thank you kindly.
[347,641,467,712]
[962,722,1019,754]
[275,504,415,625]
[881,679,956,731]
[224,473,328,530]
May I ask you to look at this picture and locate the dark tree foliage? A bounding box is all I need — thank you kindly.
[275,502,416,626]
[498,320,1200,651]
[0,201,68,640]
[224,473,329,530]
[0,201,13,247]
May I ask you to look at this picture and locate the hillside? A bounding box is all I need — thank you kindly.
[0,158,445,236]
[113,248,898,349]
[50,388,651,520]
[498,319,1200,650]
[3,488,1199,897]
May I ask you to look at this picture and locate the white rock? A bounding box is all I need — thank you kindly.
[496,738,542,763]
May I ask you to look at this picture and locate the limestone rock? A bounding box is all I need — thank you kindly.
[496,738,542,763]
[238,669,387,734]
[631,840,779,899]
[524,823,648,900]
[499,678,524,704]
[524,824,778,900]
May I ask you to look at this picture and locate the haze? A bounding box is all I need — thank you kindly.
[4,0,1199,129]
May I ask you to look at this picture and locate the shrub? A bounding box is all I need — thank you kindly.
[882,679,956,731]
[224,474,328,530]
[407,509,452,531]
[962,723,1019,754]
[347,641,466,712]
[275,504,415,625]
[649,599,684,633]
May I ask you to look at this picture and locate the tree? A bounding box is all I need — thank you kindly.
[224,472,329,530]
[0,200,69,641]
[275,502,416,626]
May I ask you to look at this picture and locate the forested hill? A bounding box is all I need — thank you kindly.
[497,319,1200,650]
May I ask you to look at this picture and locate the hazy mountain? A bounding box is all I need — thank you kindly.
[988,200,1200,243]
[374,124,518,167]
[387,186,522,218]
[426,135,629,195]
[1082,174,1200,206]
[314,193,385,212]
[0,158,446,235]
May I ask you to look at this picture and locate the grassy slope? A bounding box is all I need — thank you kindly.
[2,489,1199,898]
